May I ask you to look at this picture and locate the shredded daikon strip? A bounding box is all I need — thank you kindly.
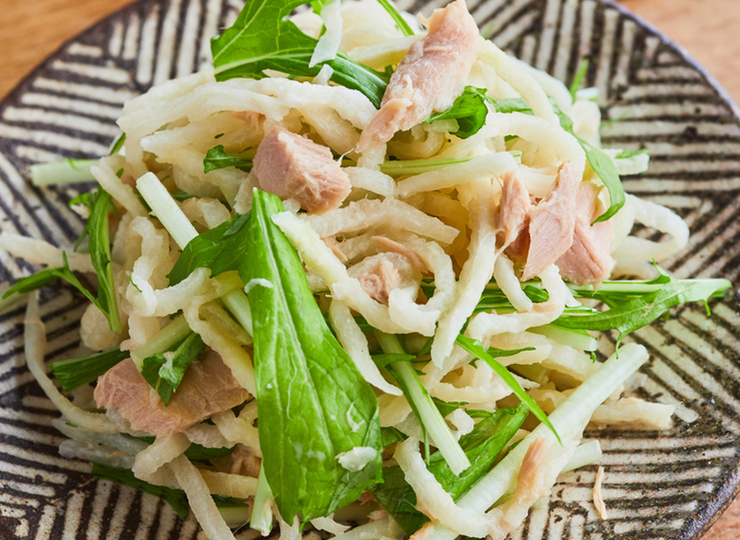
[212,409,261,455]
[612,194,689,262]
[170,454,238,540]
[183,302,256,395]
[199,469,258,499]
[329,299,402,395]
[593,466,608,519]
[477,39,559,125]
[466,265,568,341]
[24,295,118,433]
[0,232,94,273]
[432,183,500,366]
[133,433,190,482]
[311,515,350,535]
[394,152,518,198]
[92,157,148,217]
[301,198,459,245]
[310,0,343,67]
[395,437,496,537]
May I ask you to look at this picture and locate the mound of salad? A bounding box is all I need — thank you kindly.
[0,0,730,539]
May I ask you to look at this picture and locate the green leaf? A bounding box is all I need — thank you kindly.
[426,86,490,139]
[141,332,205,406]
[432,397,467,417]
[575,135,625,223]
[92,464,191,519]
[203,145,253,174]
[373,405,528,535]
[49,347,129,392]
[87,189,122,333]
[244,189,382,522]
[569,59,589,101]
[3,253,99,308]
[168,212,251,286]
[553,270,731,348]
[376,0,415,36]
[455,335,560,443]
[109,133,126,155]
[381,426,408,448]
[210,0,388,108]
[615,148,649,160]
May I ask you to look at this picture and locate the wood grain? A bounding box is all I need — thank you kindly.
[0,0,738,539]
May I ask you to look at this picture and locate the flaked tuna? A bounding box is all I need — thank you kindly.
[349,252,422,305]
[556,182,614,284]
[253,127,350,213]
[94,349,248,436]
[520,163,580,281]
[495,172,531,249]
[356,0,479,151]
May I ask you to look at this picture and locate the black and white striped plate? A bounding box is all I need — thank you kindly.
[0,0,738,538]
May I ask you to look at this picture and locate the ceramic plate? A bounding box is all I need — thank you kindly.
[0,0,738,538]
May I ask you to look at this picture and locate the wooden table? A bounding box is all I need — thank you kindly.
[0,0,738,539]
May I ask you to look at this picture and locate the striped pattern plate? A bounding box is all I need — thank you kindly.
[0,0,738,538]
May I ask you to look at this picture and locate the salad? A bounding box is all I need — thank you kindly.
[0,0,731,539]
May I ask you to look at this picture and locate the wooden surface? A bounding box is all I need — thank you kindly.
[0,0,738,539]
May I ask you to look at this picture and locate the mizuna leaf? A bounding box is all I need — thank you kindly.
[141,332,205,406]
[203,145,252,174]
[49,347,129,392]
[455,334,560,443]
[243,189,381,523]
[374,405,528,535]
[211,0,388,108]
[167,212,251,286]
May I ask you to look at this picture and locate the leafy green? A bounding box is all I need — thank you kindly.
[426,87,625,222]
[141,332,205,406]
[615,148,650,160]
[432,397,467,417]
[376,0,415,36]
[49,347,129,392]
[4,253,98,309]
[575,135,625,223]
[109,133,126,155]
[168,212,251,285]
[243,189,382,522]
[569,59,589,101]
[553,270,731,348]
[381,426,407,448]
[211,0,388,108]
[426,87,490,139]
[371,352,415,369]
[455,335,560,443]
[203,145,253,173]
[87,189,122,332]
[374,405,528,535]
[92,464,191,519]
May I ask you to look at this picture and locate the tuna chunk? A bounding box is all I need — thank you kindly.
[94,349,248,436]
[253,127,350,213]
[555,182,614,284]
[356,0,479,151]
[520,163,580,281]
[495,172,531,249]
[372,235,429,273]
[349,252,422,305]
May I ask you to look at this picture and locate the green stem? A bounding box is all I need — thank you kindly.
[250,465,274,535]
[375,332,470,476]
[130,315,192,370]
[31,159,98,186]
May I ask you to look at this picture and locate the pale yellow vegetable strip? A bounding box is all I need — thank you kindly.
[24,295,118,433]
[170,454,237,540]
